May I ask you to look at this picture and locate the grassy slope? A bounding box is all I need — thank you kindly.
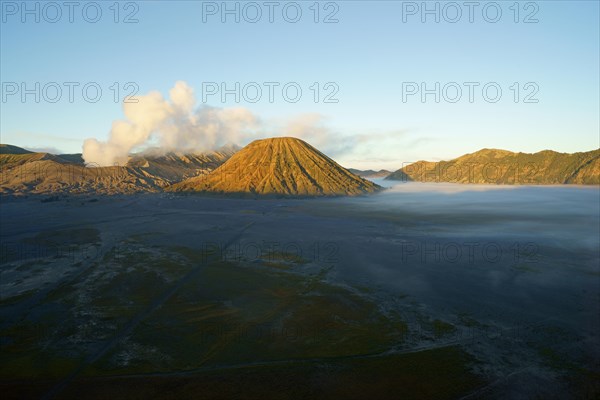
[386,148,600,184]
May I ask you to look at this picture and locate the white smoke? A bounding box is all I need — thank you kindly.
[82,81,411,168]
[82,81,261,166]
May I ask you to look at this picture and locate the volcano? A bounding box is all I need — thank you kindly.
[167,137,381,196]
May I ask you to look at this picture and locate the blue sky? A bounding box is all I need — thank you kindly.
[1,0,599,169]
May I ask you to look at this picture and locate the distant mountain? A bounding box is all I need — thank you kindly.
[348,168,391,178]
[0,145,237,195]
[7,143,595,195]
[0,144,34,155]
[168,137,381,196]
[126,147,240,183]
[386,148,600,184]
[56,153,85,164]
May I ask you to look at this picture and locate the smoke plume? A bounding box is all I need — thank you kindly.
[82,81,261,166]
[82,81,409,168]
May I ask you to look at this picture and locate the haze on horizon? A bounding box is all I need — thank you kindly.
[1,1,599,170]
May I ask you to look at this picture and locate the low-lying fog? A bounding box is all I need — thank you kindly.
[305,181,599,333]
[365,180,600,251]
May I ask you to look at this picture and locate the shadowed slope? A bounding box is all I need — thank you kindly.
[168,137,381,196]
[0,145,33,155]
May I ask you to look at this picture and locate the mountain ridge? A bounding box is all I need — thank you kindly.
[386,148,600,184]
[0,145,237,195]
[347,168,391,178]
[3,144,598,195]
